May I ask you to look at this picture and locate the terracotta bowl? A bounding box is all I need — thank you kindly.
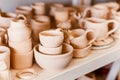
[34,43,73,71]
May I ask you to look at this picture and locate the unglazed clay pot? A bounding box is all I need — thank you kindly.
[73,44,91,58]
[0,28,7,46]
[82,5,109,19]
[31,15,50,42]
[50,3,64,16]
[80,17,118,41]
[31,2,45,15]
[16,6,33,23]
[8,38,32,54]
[70,29,96,49]
[39,44,62,55]
[0,10,14,29]
[34,43,73,71]
[54,8,69,24]
[7,14,32,42]
[0,46,10,69]
[39,28,64,48]
[11,50,33,69]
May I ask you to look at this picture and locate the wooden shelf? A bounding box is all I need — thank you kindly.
[11,40,120,80]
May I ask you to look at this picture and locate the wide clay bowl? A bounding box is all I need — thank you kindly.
[34,43,73,71]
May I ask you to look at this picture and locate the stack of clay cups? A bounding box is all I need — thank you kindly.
[70,29,96,58]
[7,15,33,69]
[34,28,73,71]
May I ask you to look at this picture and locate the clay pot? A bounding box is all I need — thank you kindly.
[54,8,69,24]
[7,14,32,42]
[39,29,64,48]
[11,50,33,69]
[31,15,50,42]
[9,38,32,54]
[16,6,33,23]
[83,5,109,19]
[0,46,10,69]
[34,43,73,71]
[50,3,64,16]
[31,2,45,15]
[70,29,96,49]
[73,44,91,58]
[80,17,118,41]
[39,44,62,55]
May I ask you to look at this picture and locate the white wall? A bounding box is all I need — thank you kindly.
[0,0,71,12]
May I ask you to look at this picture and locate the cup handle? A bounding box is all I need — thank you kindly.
[106,20,119,36]
[81,7,91,18]
[16,14,27,23]
[85,29,96,45]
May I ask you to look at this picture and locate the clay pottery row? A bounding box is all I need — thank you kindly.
[34,43,73,71]
[80,17,118,41]
[31,2,46,16]
[7,15,33,69]
[31,15,50,45]
[16,6,33,23]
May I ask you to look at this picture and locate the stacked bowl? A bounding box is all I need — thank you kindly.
[34,28,73,71]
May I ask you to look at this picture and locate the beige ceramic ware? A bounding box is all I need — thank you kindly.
[82,5,109,19]
[50,3,64,16]
[73,44,91,58]
[16,6,33,22]
[39,29,64,48]
[0,70,12,80]
[80,17,118,41]
[9,38,32,54]
[70,29,96,49]
[11,50,33,69]
[0,46,10,69]
[0,10,14,29]
[31,2,45,15]
[31,15,50,43]
[34,43,73,71]
[7,15,32,42]
[39,44,62,55]
[54,8,69,24]
[0,28,7,46]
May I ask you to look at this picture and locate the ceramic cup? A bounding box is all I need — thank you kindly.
[11,50,33,69]
[34,43,73,71]
[54,8,69,24]
[70,29,96,49]
[8,15,32,42]
[31,2,45,15]
[8,38,32,54]
[73,44,91,58]
[39,44,62,55]
[0,46,10,69]
[80,17,118,41]
[50,3,64,16]
[39,29,64,48]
